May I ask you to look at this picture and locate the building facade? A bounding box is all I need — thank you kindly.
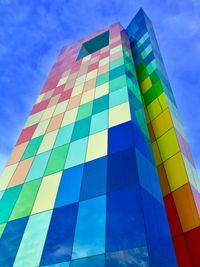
[0,8,199,267]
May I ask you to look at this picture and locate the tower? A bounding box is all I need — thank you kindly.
[0,8,199,267]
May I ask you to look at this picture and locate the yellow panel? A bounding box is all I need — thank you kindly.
[0,223,6,238]
[32,119,50,138]
[61,107,78,127]
[140,77,152,93]
[74,74,86,86]
[152,109,173,138]
[31,172,62,214]
[158,92,168,110]
[147,98,162,121]
[152,141,162,166]
[0,163,18,191]
[173,184,200,232]
[109,102,131,128]
[86,69,98,81]
[81,89,95,104]
[24,111,44,128]
[57,76,68,86]
[157,128,180,161]
[86,130,108,162]
[41,106,56,121]
[95,83,109,99]
[82,54,91,62]
[53,101,68,116]
[35,93,44,104]
[164,152,188,192]
[37,130,58,154]
[71,84,84,97]
[99,57,109,67]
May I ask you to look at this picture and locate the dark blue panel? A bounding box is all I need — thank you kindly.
[108,121,135,154]
[40,203,78,265]
[141,188,177,267]
[106,186,146,252]
[0,217,28,267]
[106,247,149,267]
[55,164,83,207]
[107,148,139,193]
[80,157,107,200]
[71,254,105,267]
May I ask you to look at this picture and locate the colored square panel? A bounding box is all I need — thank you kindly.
[109,86,128,108]
[71,117,91,141]
[25,111,43,128]
[76,101,93,121]
[65,137,88,169]
[0,224,6,238]
[90,110,108,134]
[0,217,28,267]
[172,184,200,232]
[67,94,82,110]
[157,128,180,161]
[164,152,188,192]
[40,204,78,265]
[146,98,162,121]
[86,130,108,162]
[95,83,109,99]
[0,163,18,191]
[81,88,95,105]
[80,157,107,200]
[46,113,64,133]
[86,69,98,81]
[173,235,192,267]
[72,195,106,259]
[14,211,52,267]
[55,164,83,207]
[41,106,56,121]
[109,65,125,80]
[59,88,73,103]
[62,107,78,127]
[109,102,131,128]
[96,72,109,86]
[54,101,68,116]
[44,144,69,176]
[71,84,84,97]
[151,109,173,138]
[7,142,28,165]
[21,135,43,160]
[26,151,51,182]
[157,163,170,196]
[16,124,37,145]
[109,57,124,70]
[185,226,200,267]
[0,185,22,224]
[9,178,42,221]
[37,130,58,154]
[107,148,139,193]
[32,119,50,138]
[31,172,62,214]
[84,78,96,92]
[92,95,109,115]
[7,157,34,188]
[152,141,162,166]
[54,123,74,147]
[140,76,152,93]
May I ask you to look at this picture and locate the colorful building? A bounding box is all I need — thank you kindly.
[0,8,199,267]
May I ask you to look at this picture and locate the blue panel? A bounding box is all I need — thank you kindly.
[55,164,83,207]
[107,149,139,193]
[80,157,107,200]
[106,186,146,252]
[40,203,78,265]
[0,217,28,267]
[72,195,106,259]
[108,121,135,154]
[105,247,149,267]
[71,254,105,267]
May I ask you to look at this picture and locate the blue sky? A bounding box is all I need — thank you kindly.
[0,0,200,174]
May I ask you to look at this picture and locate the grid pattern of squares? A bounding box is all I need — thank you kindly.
[0,20,177,266]
[127,8,200,267]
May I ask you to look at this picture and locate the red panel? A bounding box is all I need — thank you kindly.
[174,235,192,267]
[16,124,37,145]
[58,89,73,103]
[185,226,200,267]
[53,84,65,96]
[88,62,99,72]
[31,99,50,115]
[164,194,183,237]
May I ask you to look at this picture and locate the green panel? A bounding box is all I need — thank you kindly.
[96,72,109,86]
[22,135,44,160]
[44,144,69,176]
[0,223,6,238]
[110,57,124,70]
[0,185,22,224]
[71,117,91,141]
[92,95,109,115]
[76,101,93,121]
[138,67,149,82]
[109,75,127,93]
[10,179,42,220]
[143,80,163,106]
